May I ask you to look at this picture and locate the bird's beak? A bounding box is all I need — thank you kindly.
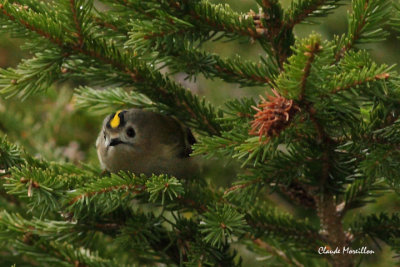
[109,138,124,146]
[105,132,122,147]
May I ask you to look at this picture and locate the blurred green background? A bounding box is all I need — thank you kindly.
[0,0,399,266]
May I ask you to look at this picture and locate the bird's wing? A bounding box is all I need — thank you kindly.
[160,118,196,158]
[181,127,196,158]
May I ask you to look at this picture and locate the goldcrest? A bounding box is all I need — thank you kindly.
[96,109,197,179]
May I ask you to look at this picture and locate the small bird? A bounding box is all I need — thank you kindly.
[96,109,197,179]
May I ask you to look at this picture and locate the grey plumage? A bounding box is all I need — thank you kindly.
[96,109,197,179]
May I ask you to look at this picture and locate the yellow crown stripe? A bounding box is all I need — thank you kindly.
[110,110,122,128]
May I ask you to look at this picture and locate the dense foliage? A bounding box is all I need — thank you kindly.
[0,0,400,266]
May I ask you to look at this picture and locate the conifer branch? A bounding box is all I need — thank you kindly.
[342,177,387,215]
[245,210,323,248]
[92,16,119,32]
[177,195,208,213]
[335,0,390,61]
[74,86,159,115]
[293,39,328,143]
[158,49,276,87]
[69,184,146,205]
[260,0,280,10]
[0,211,125,266]
[61,171,323,256]
[70,0,84,48]
[224,178,262,195]
[251,238,305,267]
[351,213,400,246]
[0,1,221,135]
[126,31,276,87]
[258,0,284,30]
[299,42,322,101]
[0,3,63,46]
[330,72,390,94]
[164,0,260,39]
[0,137,25,171]
[211,56,274,86]
[285,0,341,29]
[282,36,355,267]
[125,0,261,40]
[0,50,64,99]
[123,0,283,80]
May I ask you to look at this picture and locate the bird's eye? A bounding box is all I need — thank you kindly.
[126,127,135,138]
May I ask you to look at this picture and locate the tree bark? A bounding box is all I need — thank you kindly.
[317,193,354,267]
